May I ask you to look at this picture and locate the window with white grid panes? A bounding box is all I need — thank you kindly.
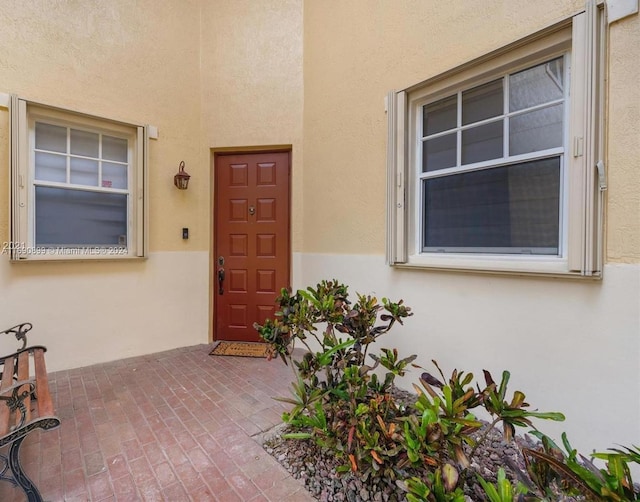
[33,121,131,247]
[10,99,148,260]
[419,57,566,255]
[387,8,605,276]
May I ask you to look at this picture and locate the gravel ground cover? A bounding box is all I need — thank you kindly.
[257,388,585,501]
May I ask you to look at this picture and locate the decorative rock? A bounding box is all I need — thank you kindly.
[258,407,585,501]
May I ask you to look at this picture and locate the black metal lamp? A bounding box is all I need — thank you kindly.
[174,161,190,190]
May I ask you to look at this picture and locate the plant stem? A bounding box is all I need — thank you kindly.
[469,417,502,460]
[299,338,313,354]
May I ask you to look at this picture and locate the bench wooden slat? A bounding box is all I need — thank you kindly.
[33,348,54,417]
[0,355,15,436]
[17,350,31,426]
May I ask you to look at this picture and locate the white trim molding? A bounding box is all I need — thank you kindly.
[606,0,639,23]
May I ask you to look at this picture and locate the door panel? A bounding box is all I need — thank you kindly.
[214,152,290,342]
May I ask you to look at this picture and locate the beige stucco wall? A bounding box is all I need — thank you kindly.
[0,0,206,252]
[0,0,305,370]
[0,1,207,367]
[301,0,639,263]
[606,12,640,262]
[298,0,639,462]
[200,0,304,252]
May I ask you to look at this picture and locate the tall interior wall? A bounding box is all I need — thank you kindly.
[299,1,640,456]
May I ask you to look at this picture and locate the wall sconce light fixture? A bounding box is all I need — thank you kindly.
[174,161,191,190]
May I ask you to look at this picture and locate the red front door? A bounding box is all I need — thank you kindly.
[214,152,291,342]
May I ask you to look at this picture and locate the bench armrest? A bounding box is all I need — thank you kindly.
[1,323,32,350]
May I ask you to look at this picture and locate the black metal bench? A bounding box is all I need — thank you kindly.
[0,323,60,502]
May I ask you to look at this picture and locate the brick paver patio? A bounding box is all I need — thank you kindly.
[0,344,314,501]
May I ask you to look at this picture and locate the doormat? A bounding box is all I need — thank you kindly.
[209,341,269,358]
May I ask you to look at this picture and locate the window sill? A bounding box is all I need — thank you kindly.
[394,253,601,279]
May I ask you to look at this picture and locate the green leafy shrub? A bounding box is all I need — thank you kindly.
[398,362,565,499]
[255,280,415,478]
[397,467,466,502]
[256,280,573,500]
[522,433,640,500]
[476,468,530,502]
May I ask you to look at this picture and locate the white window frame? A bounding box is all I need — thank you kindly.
[9,97,150,261]
[416,55,568,257]
[387,2,606,278]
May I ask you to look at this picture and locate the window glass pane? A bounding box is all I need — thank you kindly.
[35,152,66,183]
[423,133,456,172]
[510,58,564,112]
[461,121,503,164]
[70,129,99,158]
[509,104,563,155]
[103,135,128,162]
[422,157,560,253]
[462,79,503,125]
[35,123,66,153]
[423,96,457,136]
[35,187,127,246]
[70,158,99,186]
[102,162,128,189]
